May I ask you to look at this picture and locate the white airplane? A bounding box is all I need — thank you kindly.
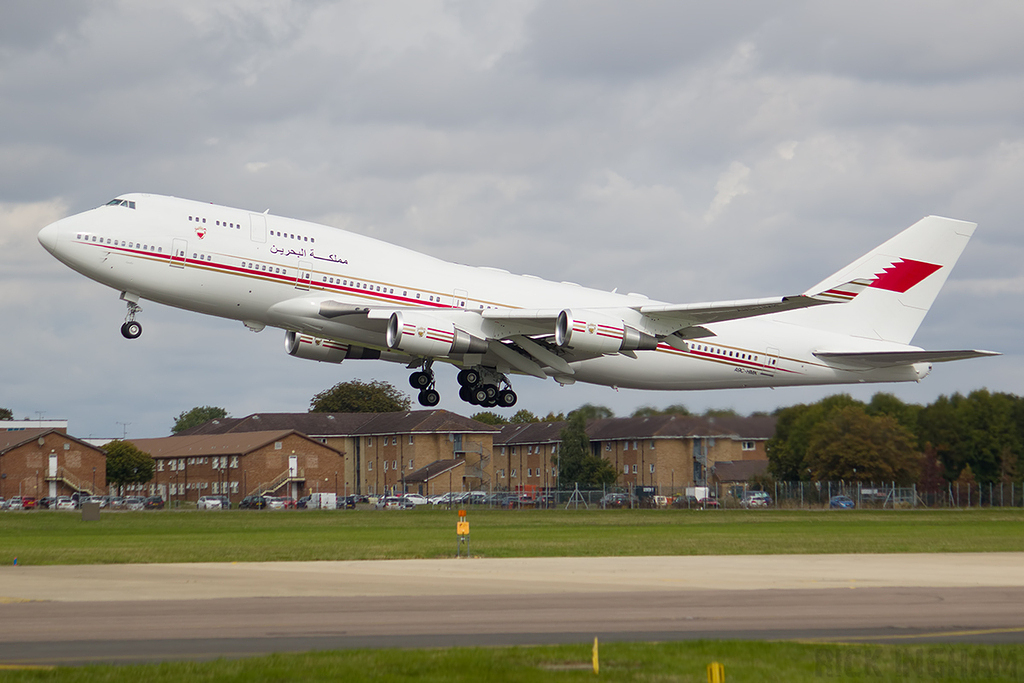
[38,194,997,408]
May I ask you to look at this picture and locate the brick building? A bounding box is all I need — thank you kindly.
[128,430,343,504]
[179,410,498,496]
[495,415,774,494]
[0,428,107,499]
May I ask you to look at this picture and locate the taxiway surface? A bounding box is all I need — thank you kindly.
[2,553,1023,664]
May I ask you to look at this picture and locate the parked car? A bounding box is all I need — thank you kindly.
[124,496,145,511]
[82,495,105,508]
[240,495,267,510]
[829,495,856,509]
[402,493,429,506]
[214,495,231,509]
[264,496,286,510]
[38,497,54,509]
[337,494,357,509]
[7,497,24,510]
[143,496,165,510]
[20,497,38,510]
[376,496,414,510]
[740,491,772,508]
[600,493,632,508]
[108,496,127,509]
[55,496,76,510]
[198,496,223,510]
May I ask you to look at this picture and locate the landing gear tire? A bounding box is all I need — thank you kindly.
[418,389,440,407]
[497,389,518,407]
[471,387,489,404]
[409,371,432,389]
[121,321,142,339]
[459,386,473,403]
[458,368,481,387]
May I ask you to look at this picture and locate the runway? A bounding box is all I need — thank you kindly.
[2,553,1023,665]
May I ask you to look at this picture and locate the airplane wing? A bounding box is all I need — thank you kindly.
[813,349,1000,369]
[637,279,870,332]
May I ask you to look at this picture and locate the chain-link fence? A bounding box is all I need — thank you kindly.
[445,481,1024,510]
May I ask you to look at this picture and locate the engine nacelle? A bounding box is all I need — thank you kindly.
[386,311,488,357]
[555,309,658,355]
[285,331,381,363]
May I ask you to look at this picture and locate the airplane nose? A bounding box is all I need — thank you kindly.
[38,221,61,254]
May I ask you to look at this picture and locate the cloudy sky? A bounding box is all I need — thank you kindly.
[2,0,1022,438]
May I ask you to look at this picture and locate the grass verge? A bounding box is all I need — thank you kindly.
[2,508,1024,565]
[2,641,1023,682]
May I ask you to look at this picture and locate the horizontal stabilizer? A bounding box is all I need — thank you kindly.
[814,349,1000,369]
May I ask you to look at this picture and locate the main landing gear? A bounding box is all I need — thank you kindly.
[120,301,143,339]
[406,363,518,409]
[409,362,440,407]
[457,367,517,408]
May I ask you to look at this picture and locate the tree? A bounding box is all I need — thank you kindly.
[509,409,541,423]
[0,408,12,421]
[470,411,507,425]
[805,406,919,484]
[767,394,865,480]
[703,408,739,418]
[172,406,229,434]
[104,440,155,495]
[310,379,411,413]
[556,412,617,489]
[632,404,690,417]
[568,404,614,420]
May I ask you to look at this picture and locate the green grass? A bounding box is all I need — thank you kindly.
[2,641,1023,682]
[3,508,1024,565]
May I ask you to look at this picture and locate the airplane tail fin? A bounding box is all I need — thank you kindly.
[784,216,976,344]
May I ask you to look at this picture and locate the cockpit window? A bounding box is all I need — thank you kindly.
[105,198,136,209]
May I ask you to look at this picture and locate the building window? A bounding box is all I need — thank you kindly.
[510,469,517,479]
[409,435,414,445]
[368,461,373,471]
[231,456,238,468]
[624,464,629,474]
[384,461,389,471]
[742,441,755,451]
[649,464,655,473]
[157,461,164,472]
[367,437,372,447]
[275,442,282,450]
[605,442,611,451]
[650,441,656,450]
[527,468,532,478]
[392,437,397,445]
[409,459,414,470]
[392,460,397,469]
[632,464,638,474]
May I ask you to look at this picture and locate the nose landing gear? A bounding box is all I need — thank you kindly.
[121,301,143,339]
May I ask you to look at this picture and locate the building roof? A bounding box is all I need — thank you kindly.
[127,430,342,459]
[494,415,777,445]
[178,410,498,438]
[0,428,103,456]
[712,460,769,483]
[403,458,464,484]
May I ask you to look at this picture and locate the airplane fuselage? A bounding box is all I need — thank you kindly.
[38,193,952,403]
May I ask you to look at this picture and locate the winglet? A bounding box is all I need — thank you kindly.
[806,278,873,303]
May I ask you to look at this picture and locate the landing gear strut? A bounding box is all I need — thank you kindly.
[457,367,516,408]
[121,301,143,339]
[409,361,440,407]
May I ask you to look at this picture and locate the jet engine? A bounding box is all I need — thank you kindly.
[285,331,381,363]
[386,311,488,357]
[555,309,658,355]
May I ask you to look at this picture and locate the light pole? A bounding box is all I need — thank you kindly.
[92,467,96,494]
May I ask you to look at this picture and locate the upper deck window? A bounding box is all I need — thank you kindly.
[105,198,136,209]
